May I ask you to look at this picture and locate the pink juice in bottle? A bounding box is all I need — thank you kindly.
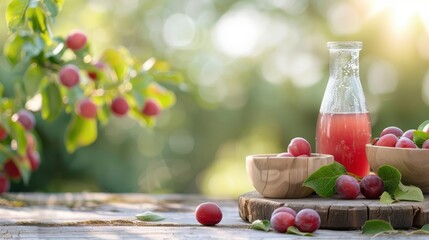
[316,112,371,177]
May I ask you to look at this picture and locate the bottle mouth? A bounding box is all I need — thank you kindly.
[327,41,362,50]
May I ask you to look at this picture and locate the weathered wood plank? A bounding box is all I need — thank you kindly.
[0,193,425,238]
[0,226,371,239]
[239,191,429,229]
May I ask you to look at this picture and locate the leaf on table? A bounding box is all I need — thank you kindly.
[250,219,271,232]
[303,162,347,197]
[136,211,165,221]
[394,183,424,202]
[421,224,429,231]
[380,191,397,204]
[362,220,394,235]
[287,226,314,236]
[377,165,401,196]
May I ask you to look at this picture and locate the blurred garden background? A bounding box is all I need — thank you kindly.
[1,0,429,196]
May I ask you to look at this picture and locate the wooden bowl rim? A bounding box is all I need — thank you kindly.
[247,153,334,160]
[366,143,429,152]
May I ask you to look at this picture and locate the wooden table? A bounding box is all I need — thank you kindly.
[0,193,425,239]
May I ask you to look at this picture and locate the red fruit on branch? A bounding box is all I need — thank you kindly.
[0,173,10,194]
[16,109,36,131]
[87,61,105,81]
[59,64,80,88]
[142,99,160,116]
[76,99,97,119]
[27,151,40,171]
[66,31,87,51]
[110,97,129,117]
[0,125,8,140]
[4,159,21,180]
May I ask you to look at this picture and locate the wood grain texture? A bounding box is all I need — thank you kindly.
[246,154,334,198]
[366,144,429,193]
[0,193,426,238]
[239,191,429,230]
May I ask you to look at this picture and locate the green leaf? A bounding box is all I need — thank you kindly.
[0,83,4,97]
[44,0,60,18]
[287,226,314,236]
[422,224,429,231]
[413,130,429,148]
[377,165,401,196]
[101,48,129,81]
[362,220,394,235]
[303,162,347,197]
[394,183,424,202]
[14,156,31,185]
[380,191,396,204]
[41,83,62,121]
[65,115,97,153]
[6,0,31,31]
[45,38,66,64]
[145,83,176,109]
[27,6,47,33]
[250,220,271,232]
[22,34,45,59]
[4,33,26,65]
[23,63,45,96]
[8,119,27,155]
[152,71,184,84]
[135,211,165,222]
[97,103,111,126]
[418,120,429,131]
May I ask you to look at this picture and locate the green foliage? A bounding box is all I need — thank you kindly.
[362,220,429,236]
[287,226,314,236]
[362,220,394,235]
[65,115,97,153]
[394,183,424,202]
[379,192,396,204]
[303,162,347,197]
[377,165,401,196]
[413,130,429,148]
[377,165,424,203]
[1,0,182,187]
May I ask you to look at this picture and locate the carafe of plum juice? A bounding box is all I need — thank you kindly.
[316,41,371,178]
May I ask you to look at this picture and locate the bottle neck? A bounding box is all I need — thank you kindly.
[329,50,360,80]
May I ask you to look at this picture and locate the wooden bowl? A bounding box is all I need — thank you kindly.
[366,144,429,193]
[246,154,334,199]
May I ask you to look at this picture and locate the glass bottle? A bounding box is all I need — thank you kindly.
[316,41,371,178]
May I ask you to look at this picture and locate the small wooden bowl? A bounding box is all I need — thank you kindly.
[246,154,334,199]
[366,144,429,193]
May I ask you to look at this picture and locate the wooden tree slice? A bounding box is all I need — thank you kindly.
[238,191,429,229]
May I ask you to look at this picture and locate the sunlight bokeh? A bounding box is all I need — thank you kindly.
[2,0,429,196]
